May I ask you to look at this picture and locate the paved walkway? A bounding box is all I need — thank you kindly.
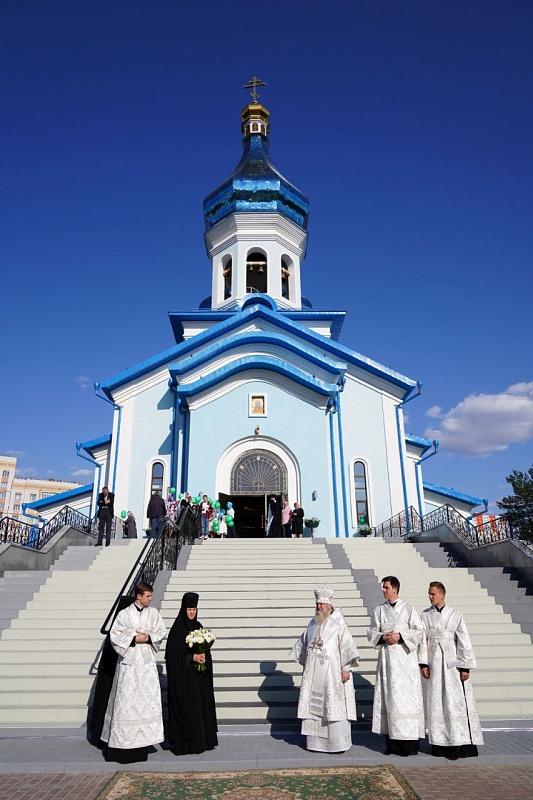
[1,722,533,799]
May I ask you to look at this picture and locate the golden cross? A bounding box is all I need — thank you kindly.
[243,76,267,103]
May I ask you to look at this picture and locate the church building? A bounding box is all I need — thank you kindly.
[28,88,484,536]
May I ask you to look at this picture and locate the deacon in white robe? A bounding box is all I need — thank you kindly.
[368,575,425,756]
[290,584,360,753]
[418,581,483,759]
[101,582,167,763]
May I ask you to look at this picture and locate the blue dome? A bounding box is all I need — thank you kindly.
[202,130,310,232]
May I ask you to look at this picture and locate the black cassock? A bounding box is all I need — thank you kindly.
[165,611,218,755]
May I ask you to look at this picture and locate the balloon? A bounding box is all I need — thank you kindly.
[227,518,235,527]
[226,501,233,509]
[225,514,233,523]
[194,496,201,504]
[212,521,220,531]
[208,497,213,504]
[120,510,127,519]
[214,501,221,509]
[178,493,183,499]
[169,487,176,495]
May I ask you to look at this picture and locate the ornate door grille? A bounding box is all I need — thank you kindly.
[230,449,288,495]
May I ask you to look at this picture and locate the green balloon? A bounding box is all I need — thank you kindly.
[178,493,183,499]
[214,501,221,509]
[169,487,176,495]
[227,518,235,527]
[194,496,200,504]
[120,510,127,519]
[212,521,220,530]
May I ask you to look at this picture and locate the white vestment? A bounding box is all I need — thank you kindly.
[101,603,167,749]
[368,599,425,740]
[290,608,360,752]
[418,605,484,747]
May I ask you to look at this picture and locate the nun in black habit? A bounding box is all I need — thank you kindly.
[165,592,218,755]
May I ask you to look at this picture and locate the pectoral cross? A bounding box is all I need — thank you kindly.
[244,76,267,103]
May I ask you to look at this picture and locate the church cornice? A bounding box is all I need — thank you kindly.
[204,213,308,259]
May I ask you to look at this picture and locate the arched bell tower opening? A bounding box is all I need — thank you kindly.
[246,250,268,294]
[222,254,232,299]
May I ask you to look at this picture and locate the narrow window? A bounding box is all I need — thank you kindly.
[151,462,164,495]
[246,251,267,294]
[354,461,370,526]
[222,256,232,299]
[281,257,291,299]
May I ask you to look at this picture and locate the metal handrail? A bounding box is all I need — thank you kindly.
[0,505,93,550]
[100,504,197,635]
[372,506,422,538]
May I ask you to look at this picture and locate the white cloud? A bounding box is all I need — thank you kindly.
[425,384,533,456]
[70,469,93,478]
[4,449,24,457]
[15,466,38,477]
[425,405,442,419]
[76,375,93,390]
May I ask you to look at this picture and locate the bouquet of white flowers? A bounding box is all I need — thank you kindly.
[185,627,216,671]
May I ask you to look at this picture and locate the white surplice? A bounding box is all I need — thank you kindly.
[368,599,425,741]
[418,605,484,747]
[101,603,167,749]
[290,608,360,752]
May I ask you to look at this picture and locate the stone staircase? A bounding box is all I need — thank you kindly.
[413,541,533,639]
[339,538,533,719]
[0,539,145,727]
[158,538,377,725]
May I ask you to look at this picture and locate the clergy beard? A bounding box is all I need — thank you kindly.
[314,607,332,625]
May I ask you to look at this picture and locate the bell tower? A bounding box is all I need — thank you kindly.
[202,79,310,310]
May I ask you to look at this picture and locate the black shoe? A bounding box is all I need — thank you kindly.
[105,542,110,547]
[95,542,102,546]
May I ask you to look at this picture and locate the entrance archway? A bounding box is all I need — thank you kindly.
[229,450,287,537]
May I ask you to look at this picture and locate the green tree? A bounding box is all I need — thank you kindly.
[497,465,533,543]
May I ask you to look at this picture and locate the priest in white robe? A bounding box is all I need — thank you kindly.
[101,581,167,763]
[368,575,425,756]
[418,581,484,759]
[290,584,360,753]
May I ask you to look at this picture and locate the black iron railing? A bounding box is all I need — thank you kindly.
[100,504,197,635]
[0,505,93,550]
[421,504,474,545]
[373,506,422,538]
[373,502,527,553]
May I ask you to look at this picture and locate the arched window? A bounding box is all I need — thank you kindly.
[231,449,288,495]
[151,462,164,495]
[246,251,267,294]
[281,256,291,299]
[222,255,232,299]
[354,461,370,526]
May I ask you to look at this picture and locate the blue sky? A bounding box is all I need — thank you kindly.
[1,1,532,512]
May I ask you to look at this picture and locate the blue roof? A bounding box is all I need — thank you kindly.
[79,435,112,453]
[405,434,434,454]
[423,481,483,507]
[202,133,310,231]
[99,299,417,398]
[25,483,93,511]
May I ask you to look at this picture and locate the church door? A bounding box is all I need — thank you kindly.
[228,450,288,537]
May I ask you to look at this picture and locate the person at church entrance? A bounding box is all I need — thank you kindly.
[266,495,282,537]
[96,486,114,546]
[165,592,218,755]
[418,581,484,759]
[290,585,359,752]
[146,491,166,537]
[122,510,137,538]
[367,575,425,756]
[291,502,304,538]
[198,495,213,540]
[281,500,291,537]
[100,582,167,763]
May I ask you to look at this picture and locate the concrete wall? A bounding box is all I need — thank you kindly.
[0,526,94,576]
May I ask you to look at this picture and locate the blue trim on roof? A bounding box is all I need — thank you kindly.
[169,332,347,381]
[80,435,112,453]
[171,355,341,402]
[423,482,483,507]
[26,483,94,510]
[100,300,417,398]
[405,434,434,454]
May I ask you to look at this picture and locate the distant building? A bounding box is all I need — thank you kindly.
[0,455,81,520]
